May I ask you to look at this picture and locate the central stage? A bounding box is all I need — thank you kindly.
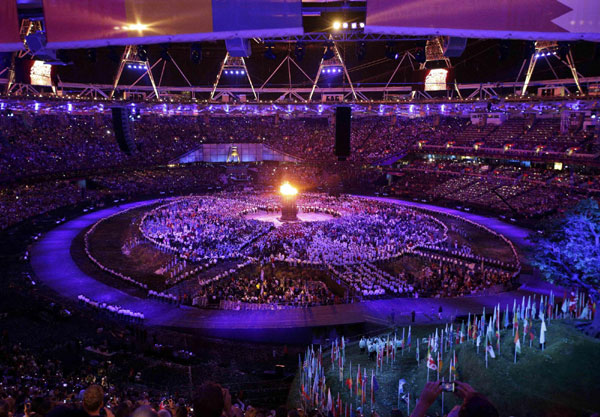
[243,210,334,226]
[29,197,560,343]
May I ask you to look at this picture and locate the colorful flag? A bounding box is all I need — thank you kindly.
[416,338,420,363]
[450,351,457,381]
[514,323,521,355]
[426,344,437,370]
[540,319,547,345]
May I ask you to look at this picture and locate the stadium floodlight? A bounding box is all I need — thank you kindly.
[333,21,341,30]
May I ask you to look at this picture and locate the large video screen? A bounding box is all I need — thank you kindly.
[425,69,449,92]
[43,0,303,49]
[366,0,600,41]
[0,0,21,52]
[412,68,455,92]
[14,59,57,87]
[30,61,55,86]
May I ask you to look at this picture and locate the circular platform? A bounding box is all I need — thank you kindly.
[28,197,546,342]
[242,210,335,226]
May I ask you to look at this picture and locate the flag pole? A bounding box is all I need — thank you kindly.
[441,377,445,416]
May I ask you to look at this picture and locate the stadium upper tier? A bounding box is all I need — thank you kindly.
[0,108,598,181]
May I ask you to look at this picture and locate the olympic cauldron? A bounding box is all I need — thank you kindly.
[279,182,299,222]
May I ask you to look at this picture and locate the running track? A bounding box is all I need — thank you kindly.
[30,197,559,338]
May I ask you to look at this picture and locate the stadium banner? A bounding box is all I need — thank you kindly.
[43,0,303,49]
[0,0,22,52]
[365,0,600,42]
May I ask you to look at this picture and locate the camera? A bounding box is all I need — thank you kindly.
[441,382,455,392]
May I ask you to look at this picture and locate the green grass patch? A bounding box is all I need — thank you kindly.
[289,321,600,417]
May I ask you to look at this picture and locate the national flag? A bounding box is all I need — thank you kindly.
[407,326,412,347]
[467,313,471,339]
[301,384,310,402]
[346,377,352,392]
[370,370,375,405]
[514,323,521,355]
[437,350,443,371]
[540,319,547,345]
[485,321,496,358]
[356,365,361,398]
[528,318,535,341]
[569,294,577,312]
[426,344,437,370]
[450,351,457,381]
[416,338,420,363]
[578,304,589,320]
[460,321,465,343]
[485,339,496,358]
[561,295,569,314]
[362,372,366,406]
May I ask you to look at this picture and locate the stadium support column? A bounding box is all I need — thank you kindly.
[110,45,160,100]
[309,38,357,102]
[565,49,583,95]
[210,53,257,102]
[521,54,539,96]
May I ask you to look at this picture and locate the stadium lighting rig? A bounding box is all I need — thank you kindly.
[519,41,582,96]
[110,45,159,100]
[332,21,365,31]
[211,53,257,101]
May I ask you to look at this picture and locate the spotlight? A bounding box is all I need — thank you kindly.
[385,42,398,60]
[333,21,341,30]
[160,44,171,62]
[294,42,305,61]
[359,22,365,28]
[86,48,96,63]
[265,42,276,60]
[137,45,148,61]
[357,41,367,61]
[351,22,357,29]
[342,22,348,29]
[240,70,245,75]
[414,48,426,63]
[191,43,202,63]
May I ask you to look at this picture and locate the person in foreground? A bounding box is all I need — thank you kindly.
[410,381,499,417]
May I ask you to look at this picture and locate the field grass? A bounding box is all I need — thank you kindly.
[289,321,600,417]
